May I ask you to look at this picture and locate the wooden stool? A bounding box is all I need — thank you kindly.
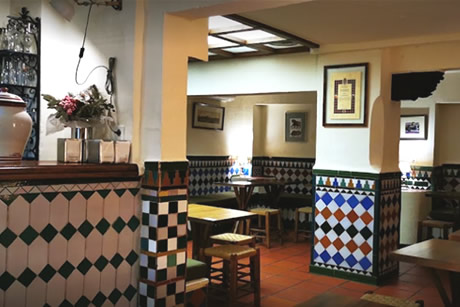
[249,208,282,249]
[294,206,312,242]
[361,292,424,306]
[204,245,260,307]
[210,233,256,247]
[449,229,460,242]
[417,219,455,242]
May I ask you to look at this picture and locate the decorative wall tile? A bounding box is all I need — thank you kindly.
[311,171,400,284]
[0,180,141,307]
[378,176,401,277]
[141,161,189,307]
[253,156,315,195]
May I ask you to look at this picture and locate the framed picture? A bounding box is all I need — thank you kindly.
[323,63,368,127]
[400,115,427,140]
[285,112,306,142]
[192,102,225,130]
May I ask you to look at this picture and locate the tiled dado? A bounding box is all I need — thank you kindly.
[252,156,315,195]
[187,155,238,197]
[140,161,189,307]
[432,164,460,192]
[310,170,400,284]
[402,165,432,190]
[0,180,141,307]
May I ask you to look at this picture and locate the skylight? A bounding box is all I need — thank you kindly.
[204,15,319,61]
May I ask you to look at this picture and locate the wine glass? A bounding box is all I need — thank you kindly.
[0,58,8,83]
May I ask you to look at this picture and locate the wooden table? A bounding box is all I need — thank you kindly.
[188,204,256,261]
[215,177,285,210]
[295,293,386,307]
[391,239,460,307]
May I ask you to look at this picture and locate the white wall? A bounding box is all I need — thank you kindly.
[0,0,11,25]
[39,0,135,160]
[434,103,460,165]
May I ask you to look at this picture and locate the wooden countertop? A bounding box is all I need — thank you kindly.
[0,161,139,181]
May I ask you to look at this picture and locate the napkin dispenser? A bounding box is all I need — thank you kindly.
[87,140,114,163]
[57,138,83,163]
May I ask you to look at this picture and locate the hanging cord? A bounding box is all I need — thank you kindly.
[74,4,120,136]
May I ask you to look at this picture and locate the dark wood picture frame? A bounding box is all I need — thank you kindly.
[192,102,225,130]
[285,112,307,142]
[400,115,428,140]
[323,63,369,127]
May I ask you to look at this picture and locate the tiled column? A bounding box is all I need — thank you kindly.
[139,161,189,307]
[310,170,401,284]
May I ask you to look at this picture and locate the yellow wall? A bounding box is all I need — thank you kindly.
[253,103,316,158]
[434,104,460,165]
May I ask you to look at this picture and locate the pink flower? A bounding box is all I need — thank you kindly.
[59,95,78,116]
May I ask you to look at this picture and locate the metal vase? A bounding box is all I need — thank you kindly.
[70,127,93,162]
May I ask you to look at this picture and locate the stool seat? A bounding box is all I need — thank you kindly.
[250,208,280,214]
[361,292,423,307]
[449,229,460,242]
[417,219,455,241]
[204,245,257,261]
[298,206,312,214]
[210,233,255,246]
[186,258,208,281]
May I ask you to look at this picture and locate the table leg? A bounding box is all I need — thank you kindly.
[191,222,212,261]
[430,269,453,307]
[450,272,460,307]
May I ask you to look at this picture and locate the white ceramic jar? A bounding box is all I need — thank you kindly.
[0,88,32,161]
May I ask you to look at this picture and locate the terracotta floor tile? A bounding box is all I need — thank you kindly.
[308,274,347,287]
[269,260,304,270]
[262,265,289,275]
[260,296,297,307]
[273,286,318,303]
[260,257,280,266]
[260,280,291,297]
[277,270,312,281]
[327,286,366,299]
[263,276,303,288]
[285,255,310,265]
[292,280,336,294]
[339,281,378,293]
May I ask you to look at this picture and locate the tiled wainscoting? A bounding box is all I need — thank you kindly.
[188,156,239,197]
[0,180,141,306]
[402,165,432,190]
[311,170,400,284]
[252,157,315,196]
[433,164,460,192]
[139,161,189,307]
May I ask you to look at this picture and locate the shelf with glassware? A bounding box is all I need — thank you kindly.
[0,7,40,160]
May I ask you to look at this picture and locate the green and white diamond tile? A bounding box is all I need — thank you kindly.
[0,180,141,307]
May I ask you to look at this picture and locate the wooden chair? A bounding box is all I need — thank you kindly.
[294,206,312,242]
[417,219,455,242]
[449,229,460,242]
[204,245,260,307]
[249,207,282,249]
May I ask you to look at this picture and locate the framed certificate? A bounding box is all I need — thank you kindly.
[323,63,368,127]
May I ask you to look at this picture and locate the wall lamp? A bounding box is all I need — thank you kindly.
[50,0,121,22]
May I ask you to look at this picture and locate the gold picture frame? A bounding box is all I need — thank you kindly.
[323,63,368,127]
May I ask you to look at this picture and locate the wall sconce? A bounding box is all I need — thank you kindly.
[50,0,122,22]
[74,0,122,10]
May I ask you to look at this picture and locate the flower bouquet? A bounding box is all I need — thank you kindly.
[43,85,114,135]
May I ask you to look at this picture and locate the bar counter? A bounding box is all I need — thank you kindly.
[0,161,141,307]
[0,161,139,181]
